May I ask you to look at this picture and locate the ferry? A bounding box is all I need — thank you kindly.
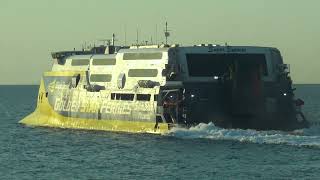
[21,32,309,133]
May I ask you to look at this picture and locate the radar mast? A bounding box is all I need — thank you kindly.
[164,22,170,45]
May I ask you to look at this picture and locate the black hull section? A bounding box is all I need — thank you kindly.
[171,82,309,131]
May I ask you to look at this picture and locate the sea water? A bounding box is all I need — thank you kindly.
[1,85,320,179]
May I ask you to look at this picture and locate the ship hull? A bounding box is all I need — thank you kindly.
[20,78,169,134]
[20,74,308,133]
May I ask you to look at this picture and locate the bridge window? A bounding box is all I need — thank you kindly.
[186,54,267,77]
[71,59,89,66]
[92,58,116,65]
[123,53,163,60]
[110,93,134,101]
[119,94,134,101]
[137,94,151,101]
[128,69,158,77]
[154,95,158,101]
[90,74,112,82]
[111,93,116,100]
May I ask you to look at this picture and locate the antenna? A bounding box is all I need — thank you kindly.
[155,24,158,45]
[112,33,115,46]
[136,28,139,45]
[164,22,171,45]
[124,25,127,46]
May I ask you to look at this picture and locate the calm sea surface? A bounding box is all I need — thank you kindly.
[1,85,320,179]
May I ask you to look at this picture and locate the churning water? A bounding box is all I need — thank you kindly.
[1,85,320,179]
[169,122,320,147]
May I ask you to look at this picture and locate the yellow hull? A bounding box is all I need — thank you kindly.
[20,78,169,134]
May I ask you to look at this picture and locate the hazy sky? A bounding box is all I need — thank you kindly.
[0,0,319,84]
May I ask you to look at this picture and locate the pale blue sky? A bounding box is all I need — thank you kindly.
[0,0,319,84]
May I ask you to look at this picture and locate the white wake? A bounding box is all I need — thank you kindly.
[167,122,320,147]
